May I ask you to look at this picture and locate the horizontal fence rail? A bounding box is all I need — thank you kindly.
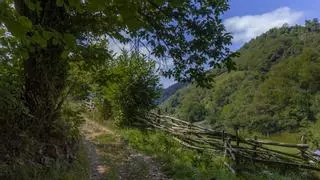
[136,112,320,174]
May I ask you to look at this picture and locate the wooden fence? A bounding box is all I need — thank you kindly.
[136,112,320,174]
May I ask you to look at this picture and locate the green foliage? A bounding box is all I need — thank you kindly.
[95,52,161,126]
[178,88,208,122]
[306,120,320,148]
[0,26,84,163]
[161,21,320,135]
[57,100,84,143]
[122,129,236,180]
[0,0,234,86]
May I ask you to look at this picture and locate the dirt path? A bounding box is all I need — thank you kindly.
[81,119,112,180]
[81,119,169,180]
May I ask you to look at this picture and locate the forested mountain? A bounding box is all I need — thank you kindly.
[157,82,187,104]
[160,20,320,134]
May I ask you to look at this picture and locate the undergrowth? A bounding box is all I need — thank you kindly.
[0,142,89,180]
[0,100,88,180]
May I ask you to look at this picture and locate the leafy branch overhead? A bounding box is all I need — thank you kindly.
[0,0,235,168]
[0,0,235,86]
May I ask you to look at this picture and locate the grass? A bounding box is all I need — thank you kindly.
[265,132,301,143]
[263,145,300,154]
[120,128,316,180]
[1,143,89,180]
[239,131,303,154]
[121,128,236,180]
[94,134,115,144]
[259,132,302,154]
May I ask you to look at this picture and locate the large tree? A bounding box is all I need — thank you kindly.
[0,0,234,162]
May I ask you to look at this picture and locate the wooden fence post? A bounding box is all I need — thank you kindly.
[253,135,258,158]
[235,154,239,175]
[235,127,240,175]
[157,109,161,124]
[222,130,225,143]
[229,138,238,175]
[224,137,229,159]
[236,127,240,147]
[300,135,307,158]
[222,130,226,165]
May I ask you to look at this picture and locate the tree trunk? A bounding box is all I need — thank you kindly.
[14,0,69,138]
[23,45,67,137]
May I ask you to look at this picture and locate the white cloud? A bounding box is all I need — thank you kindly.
[224,7,303,44]
[108,37,132,55]
[160,77,176,88]
[108,37,154,58]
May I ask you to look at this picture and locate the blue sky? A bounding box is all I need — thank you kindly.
[226,0,320,19]
[108,1,320,88]
[223,0,320,49]
[161,0,320,88]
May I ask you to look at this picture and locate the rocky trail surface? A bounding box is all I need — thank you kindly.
[81,119,169,180]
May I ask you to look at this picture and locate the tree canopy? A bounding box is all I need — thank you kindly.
[0,0,234,168]
[0,0,235,85]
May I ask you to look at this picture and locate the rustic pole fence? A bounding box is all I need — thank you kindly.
[140,112,320,173]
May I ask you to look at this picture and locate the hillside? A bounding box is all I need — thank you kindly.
[157,82,186,104]
[160,20,320,134]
